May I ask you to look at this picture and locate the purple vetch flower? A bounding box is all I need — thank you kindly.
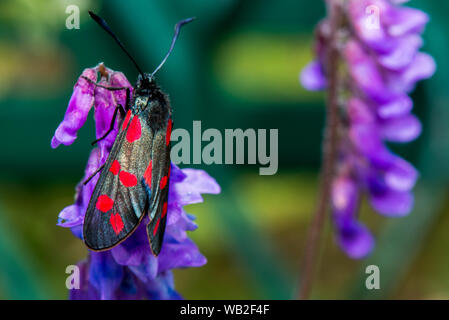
[300,60,328,91]
[331,175,374,259]
[300,0,435,258]
[53,63,220,299]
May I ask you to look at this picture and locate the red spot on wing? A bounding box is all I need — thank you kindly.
[109,160,120,175]
[166,119,172,146]
[160,176,168,189]
[122,110,132,131]
[153,218,160,237]
[144,160,152,185]
[161,202,168,218]
[96,195,114,212]
[119,171,138,187]
[110,213,124,235]
[152,203,168,237]
[126,116,141,143]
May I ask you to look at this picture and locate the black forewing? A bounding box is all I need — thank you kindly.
[83,111,154,251]
[144,118,172,256]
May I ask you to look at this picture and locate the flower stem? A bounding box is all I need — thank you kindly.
[298,0,343,300]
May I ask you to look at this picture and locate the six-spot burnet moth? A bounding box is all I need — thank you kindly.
[82,11,195,256]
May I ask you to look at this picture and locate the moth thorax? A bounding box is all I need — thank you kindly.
[133,96,149,113]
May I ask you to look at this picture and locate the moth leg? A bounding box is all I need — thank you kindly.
[91,104,126,146]
[81,76,129,91]
[81,76,131,110]
[83,164,105,185]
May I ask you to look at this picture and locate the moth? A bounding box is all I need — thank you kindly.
[82,11,194,255]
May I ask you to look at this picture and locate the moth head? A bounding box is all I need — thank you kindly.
[136,73,157,90]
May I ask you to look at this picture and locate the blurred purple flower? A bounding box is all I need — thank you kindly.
[53,63,220,299]
[300,0,435,258]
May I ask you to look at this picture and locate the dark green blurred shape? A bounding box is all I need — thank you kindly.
[0,205,46,299]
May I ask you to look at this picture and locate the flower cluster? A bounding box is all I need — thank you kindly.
[300,0,435,258]
[52,63,220,299]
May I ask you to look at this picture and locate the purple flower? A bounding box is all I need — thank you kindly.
[53,63,220,299]
[331,176,374,259]
[300,0,435,258]
[300,60,328,91]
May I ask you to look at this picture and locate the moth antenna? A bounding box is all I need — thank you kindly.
[150,17,196,78]
[89,11,145,77]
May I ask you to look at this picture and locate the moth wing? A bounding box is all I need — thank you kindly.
[83,112,153,251]
[144,119,172,256]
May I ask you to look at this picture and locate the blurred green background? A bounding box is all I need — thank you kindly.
[0,0,448,299]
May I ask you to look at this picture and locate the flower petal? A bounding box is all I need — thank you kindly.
[89,252,124,300]
[145,271,182,300]
[369,188,414,217]
[378,34,422,70]
[400,53,436,92]
[158,238,207,273]
[110,71,133,107]
[386,6,428,37]
[57,148,102,235]
[381,114,422,142]
[300,60,327,91]
[94,79,119,163]
[336,221,375,259]
[332,175,359,219]
[57,205,83,228]
[51,68,97,148]
[345,40,394,101]
[384,157,418,192]
[377,95,413,119]
[171,168,221,206]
